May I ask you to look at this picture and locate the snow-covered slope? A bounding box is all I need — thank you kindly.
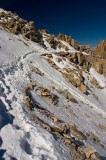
[0,10,106,160]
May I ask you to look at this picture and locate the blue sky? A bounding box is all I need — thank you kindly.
[0,0,106,47]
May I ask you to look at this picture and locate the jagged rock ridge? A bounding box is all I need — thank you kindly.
[0,8,44,45]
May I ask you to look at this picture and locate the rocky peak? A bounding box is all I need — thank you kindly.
[56,33,79,50]
[0,8,44,45]
[93,40,106,77]
[56,33,92,54]
[95,40,106,59]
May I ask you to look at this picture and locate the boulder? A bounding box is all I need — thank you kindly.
[41,88,58,104]
[90,152,101,160]
[70,126,85,140]
[53,117,59,122]
[83,147,96,159]
[78,83,87,94]
[52,127,64,133]
[90,77,100,88]
[63,90,78,103]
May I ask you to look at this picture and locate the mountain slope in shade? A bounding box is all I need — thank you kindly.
[0,9,106,160]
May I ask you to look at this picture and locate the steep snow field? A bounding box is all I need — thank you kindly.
[0,26,106,160]
[0,27,72,160]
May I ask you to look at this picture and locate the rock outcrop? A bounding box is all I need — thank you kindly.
[55,51,91,71]
[93,40,106,77]
[46,36,59,49]
[56,34,79,50]
[94,40,106,58]
[0,9,44,45]
[57,34,92,53]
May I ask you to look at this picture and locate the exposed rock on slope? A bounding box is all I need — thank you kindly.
[93,40,106,77]
[0,9,44,45]
[57,33,92,53]
[95,40,106,58]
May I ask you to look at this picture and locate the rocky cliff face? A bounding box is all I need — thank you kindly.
[57,33,92,54]
[95,40,106,59]
[93,40,106,77]
[0,9,44,45]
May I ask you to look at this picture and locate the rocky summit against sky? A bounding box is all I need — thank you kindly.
[0,0,106,47]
